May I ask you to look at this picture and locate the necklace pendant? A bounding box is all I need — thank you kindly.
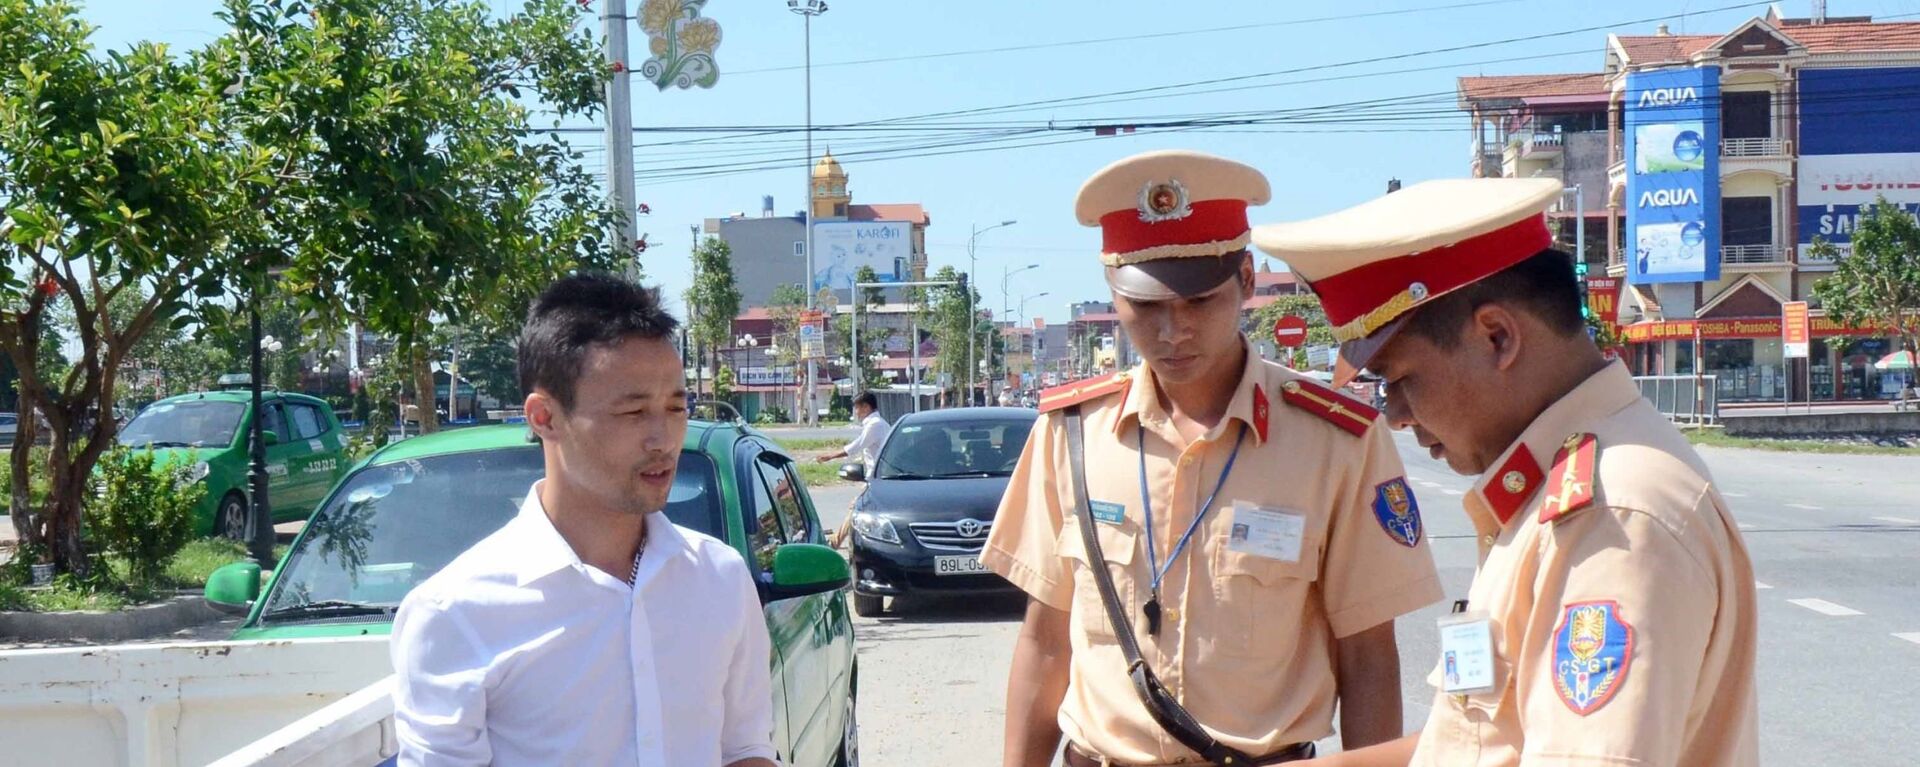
[1144,598,1162,636]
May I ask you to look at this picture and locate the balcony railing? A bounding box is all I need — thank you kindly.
[1721,243,1789,266]
[1722,137,1790,157]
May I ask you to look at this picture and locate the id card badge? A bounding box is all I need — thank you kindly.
[1436,610,1498,695]
[1226,501,1305,563]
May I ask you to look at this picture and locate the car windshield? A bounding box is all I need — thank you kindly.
[119,400,244,448]
[258,445,727,622]
[873,417,1035,479]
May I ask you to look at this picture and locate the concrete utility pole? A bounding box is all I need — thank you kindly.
[791,0,828,425]
[604,0,639,275]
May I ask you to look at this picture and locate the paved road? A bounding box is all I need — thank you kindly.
[817,430,1920,764]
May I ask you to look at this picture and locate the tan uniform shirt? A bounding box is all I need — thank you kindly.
[1409,361,1759,766]
[984,345,1444,763]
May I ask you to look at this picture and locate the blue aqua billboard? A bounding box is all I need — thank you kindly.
[1795,67,1920,265]
[1625,67,1721,284]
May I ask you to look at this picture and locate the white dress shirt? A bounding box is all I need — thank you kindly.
[390,484,777,766]
[843,412,890,474]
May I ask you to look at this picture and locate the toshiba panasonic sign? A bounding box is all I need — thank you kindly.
[1625,67,1721,285]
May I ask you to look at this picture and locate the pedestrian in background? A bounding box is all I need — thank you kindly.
[821,390,889,548]
[390,274,778,767]
[1256,178,1758,766]
[985,151,1444,767]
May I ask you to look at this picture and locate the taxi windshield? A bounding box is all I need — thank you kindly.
[258,446,725,622]
[119,400,245,449]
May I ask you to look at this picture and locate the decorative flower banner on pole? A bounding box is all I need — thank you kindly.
[640,0,721,90]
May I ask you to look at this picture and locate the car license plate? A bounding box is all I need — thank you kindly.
[934,555,988,576]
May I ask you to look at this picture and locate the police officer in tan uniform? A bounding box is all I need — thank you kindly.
[1252,178,1759,766]
[983,151,1445,767]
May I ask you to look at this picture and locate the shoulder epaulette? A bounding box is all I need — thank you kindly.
[1539,432,1598,523]
[1276,378,1378,437]
[1038,370,1132,414]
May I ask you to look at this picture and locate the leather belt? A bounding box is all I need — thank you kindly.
[1064,742,1316,767]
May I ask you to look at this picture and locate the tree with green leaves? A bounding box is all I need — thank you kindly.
[684,236,741,398]
[220,0,616,435]
[1,1,264,574]
[1809,196,1920,356]
[1247,293,1336,368]
[832,264,889,391]
[766,283,807,420]
[919,265,981,406]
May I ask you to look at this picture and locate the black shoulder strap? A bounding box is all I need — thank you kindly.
[1063,406,1253,766]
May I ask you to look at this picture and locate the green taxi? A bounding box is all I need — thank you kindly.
[117,387,352,538]
[204,419,860,767]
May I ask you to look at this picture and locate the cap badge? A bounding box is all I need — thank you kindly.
[1137,179,1193,223]
[1408,282,1430,301]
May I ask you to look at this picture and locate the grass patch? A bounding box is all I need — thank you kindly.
[794,459,850,488]
[0,538,291,614]
[775,437,844,452]
[1683,428,1920,456]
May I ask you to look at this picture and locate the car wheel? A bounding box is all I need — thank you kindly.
[218,493,250,541]
[835,682,859,767]
[852,592,884,617]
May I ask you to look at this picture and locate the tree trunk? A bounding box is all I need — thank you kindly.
[10,403,42,556]
[411,341,440,435]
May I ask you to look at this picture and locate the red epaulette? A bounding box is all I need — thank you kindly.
[1539,432,1598,523]
[1276,378,1378,437]
[1037,370,1133,414]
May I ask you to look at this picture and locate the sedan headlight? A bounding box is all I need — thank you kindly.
[190,462,212,482]
[851,513,900,545]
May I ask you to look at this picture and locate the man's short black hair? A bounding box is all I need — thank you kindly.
[517,272,680,410]
[853,391,879,411]
[1398,249,1586,349]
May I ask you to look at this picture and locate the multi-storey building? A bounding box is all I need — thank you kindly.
[1460,11,1920,403]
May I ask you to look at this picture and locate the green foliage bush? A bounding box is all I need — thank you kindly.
[85,446,205,590]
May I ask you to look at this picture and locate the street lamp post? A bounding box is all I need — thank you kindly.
[1000,264,1038,401]
[1019,291,1051,325]
[967,219,1016,406]
[790,0,827,426]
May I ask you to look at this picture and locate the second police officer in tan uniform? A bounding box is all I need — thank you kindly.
[1253,178,1759,766]
[983,150,1445,767]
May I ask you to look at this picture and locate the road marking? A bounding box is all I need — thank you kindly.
[1440,488,1464,496]
[1896,633,1920,647]
[1788,598,1863,617]
[1874,516,1918,525]
[1785,503,1822,511]
[1754,580,1772,590]
[1415,480,1443,489]
[1737,523,1756,531]
[1721,491,1749,498]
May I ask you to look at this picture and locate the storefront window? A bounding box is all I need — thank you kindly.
[1838,338,1894,400]
[1810,338,1835,400]
[1703,339,1785,402]
[1673,340,1695,375]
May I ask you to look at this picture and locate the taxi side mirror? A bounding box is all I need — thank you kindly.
[262,430,281,446]
[204,561,262,615]
[764,543,849,602]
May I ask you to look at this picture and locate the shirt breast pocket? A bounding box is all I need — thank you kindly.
[1057,515,1139,639]
[1208,533,1321,658]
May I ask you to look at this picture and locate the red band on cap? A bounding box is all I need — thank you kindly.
[1310,215,1552,327]
[1099,199,1250,258]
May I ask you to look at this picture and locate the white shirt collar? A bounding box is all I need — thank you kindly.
[511,481,691,587]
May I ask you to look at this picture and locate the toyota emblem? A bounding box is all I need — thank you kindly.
[956,518,985,538]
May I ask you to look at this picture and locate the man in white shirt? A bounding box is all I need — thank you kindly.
[390,274,778,767]
[817,391,888,548]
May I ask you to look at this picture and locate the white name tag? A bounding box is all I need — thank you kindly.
[1226,501,1305,563]
[1437,612,1499,695]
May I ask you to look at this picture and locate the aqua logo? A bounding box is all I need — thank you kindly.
[1639,188,1700,208]
[1638,86,1700,108]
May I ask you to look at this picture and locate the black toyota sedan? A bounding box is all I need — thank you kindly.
[840,406,1036,616]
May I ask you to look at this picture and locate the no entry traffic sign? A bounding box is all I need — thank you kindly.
[1273,314,1308,348]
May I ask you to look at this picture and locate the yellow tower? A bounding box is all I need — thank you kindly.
[811,149,849,219]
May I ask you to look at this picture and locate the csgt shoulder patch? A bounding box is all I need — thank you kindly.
[1371,477,1423,548]
[1552,600,1635,716]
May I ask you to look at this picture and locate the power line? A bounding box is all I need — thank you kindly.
[726,0,1525,75]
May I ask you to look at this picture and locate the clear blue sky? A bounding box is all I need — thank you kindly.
[78,0,1858,326]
